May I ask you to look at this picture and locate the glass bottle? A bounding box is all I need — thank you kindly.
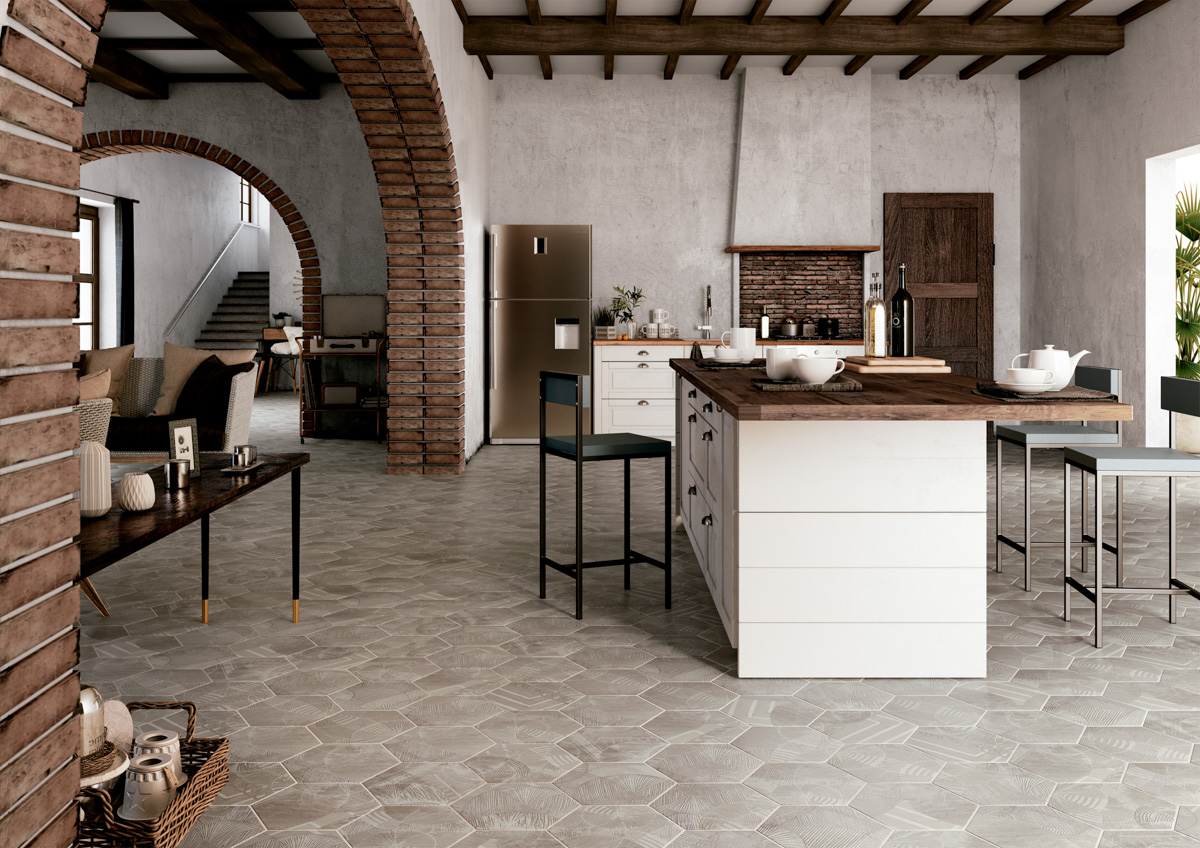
[864,273,886,358]
[889,263,915,357]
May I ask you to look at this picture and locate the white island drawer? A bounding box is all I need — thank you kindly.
[599,345,687,363]
[601,361,675,398]
[601,398,675,438]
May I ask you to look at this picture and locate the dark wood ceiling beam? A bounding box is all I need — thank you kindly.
[968,0,1014,25]
[782,54,805,74]
[88,43,168,99]
[142,1,319,99]
[538,53,552,79]
[1117,0,1171,25]
[720,54,741,78]
[959,54,1001,78]
[604,54,613,78]
[463,16,1125,56]
[664,53,679,78]
[1044,0,1095,24]
[478,55,493,79]
[166,72,338,83]
[749,0,774,25]
[899,54,936,78]
[527,0,542,26]
[820,0,853,25]
[679,0,696,25]
[102,37,321,50]
[844,54,871,74]
[451,0,469,25]
[107,0,292,9]
[895,0,934,25]
[606,0,618,25]
[1018,54,1065,78]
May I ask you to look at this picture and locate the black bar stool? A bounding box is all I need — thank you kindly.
[1064,376,1200,647]
[538,370,672,620]
[994,365,1122,591]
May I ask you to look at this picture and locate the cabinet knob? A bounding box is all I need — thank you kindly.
[687,414,697,423]
[702,430,713,441]
[688,485,697,496]
[638,400,649,406]
[638,363,649,369]
[687,389,697,398]
[638,350,650,356]
[702,515,713,527]
[702,402,713,413]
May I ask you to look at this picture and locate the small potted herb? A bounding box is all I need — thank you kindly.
[273,311,294,328]
[593,304,616,340]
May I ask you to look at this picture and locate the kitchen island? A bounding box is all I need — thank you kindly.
[671,359,1132,678]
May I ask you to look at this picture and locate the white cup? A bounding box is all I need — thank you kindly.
[720,327,757,358]
[713,346,741,361]
[650,309,669,324]
[1006,367,1053,385]
[793,354,845,384]
[766,346,800,381]
[642,323,659,339]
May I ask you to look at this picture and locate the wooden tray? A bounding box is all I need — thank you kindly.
[696,358,765,369]
[753,374,862,392]
[844,362,951,374]
[974,383,1117,402]
[846,356,945,365]
[220,460,265,474]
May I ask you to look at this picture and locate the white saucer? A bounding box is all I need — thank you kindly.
[997,380,1055,394]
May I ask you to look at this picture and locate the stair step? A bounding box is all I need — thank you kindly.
[194,339,261,350]
[207,324,266,333]
[199,331,263,341]
[237,271,269,278]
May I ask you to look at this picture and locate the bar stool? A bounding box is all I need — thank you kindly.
[1064,376,1200,647]
[539,371,672,620]
[995,365,1122,591]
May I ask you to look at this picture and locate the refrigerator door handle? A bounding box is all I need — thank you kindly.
[490,305,498,391]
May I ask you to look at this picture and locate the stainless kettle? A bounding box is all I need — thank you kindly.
[77,685,107,758]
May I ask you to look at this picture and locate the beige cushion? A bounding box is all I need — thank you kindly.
[79,369,111,401]
[82,344,134,402]
[152,342,257,416]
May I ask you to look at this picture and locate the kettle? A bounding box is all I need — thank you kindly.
[1012,345,1089,392]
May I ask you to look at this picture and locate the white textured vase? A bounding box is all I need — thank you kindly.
[116,473,155,512]
[78,441,112,519]
[1178,414,1200,454]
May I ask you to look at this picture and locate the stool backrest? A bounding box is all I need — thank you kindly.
[541,371,590,408]
[1163,376,1200,449]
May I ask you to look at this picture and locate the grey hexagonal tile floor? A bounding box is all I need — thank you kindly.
[75,398,1200,846]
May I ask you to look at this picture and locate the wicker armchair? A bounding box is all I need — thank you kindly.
[73,397,113,444]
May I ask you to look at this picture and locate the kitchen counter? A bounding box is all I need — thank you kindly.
[673,361,1129,679]
[595,338,861,346]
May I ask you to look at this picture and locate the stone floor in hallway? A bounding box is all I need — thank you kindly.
[80,392,1200,848]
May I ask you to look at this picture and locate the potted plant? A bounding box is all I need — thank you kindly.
[1176,185,1200,451]
[612,285,644,339]
[593,304,617,340]
[272,311,293,328]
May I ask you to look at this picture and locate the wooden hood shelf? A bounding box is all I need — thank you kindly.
[725,245,880,254]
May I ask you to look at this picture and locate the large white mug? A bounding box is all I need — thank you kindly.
[765,346,800,381]
[793,354,845,384]
[650,308,669,324]
[720,327,757,357]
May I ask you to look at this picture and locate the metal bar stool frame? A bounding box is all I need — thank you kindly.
[995,366,1122,591]
[1064,376,1200,647]
[538,371,672,620]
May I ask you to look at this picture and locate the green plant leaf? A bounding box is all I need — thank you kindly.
[1178,185,1200,243]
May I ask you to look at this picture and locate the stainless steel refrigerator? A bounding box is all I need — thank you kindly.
[488,224,592,443]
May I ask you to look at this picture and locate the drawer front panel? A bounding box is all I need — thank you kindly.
[603,399,675,439]
[600,345,686,362]
[602,362,675,398]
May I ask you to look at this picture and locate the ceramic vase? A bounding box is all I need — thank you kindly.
[117,754,178,821]
[78,441,112,518]
[1179,414,1200,454]
[117,473,155,512]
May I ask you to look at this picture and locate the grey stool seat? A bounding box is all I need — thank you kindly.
[547,433,671,460]
[996,423,1120,446]
[1064,446,1200,474]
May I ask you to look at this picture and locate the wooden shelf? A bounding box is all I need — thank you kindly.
[724,245,881,254]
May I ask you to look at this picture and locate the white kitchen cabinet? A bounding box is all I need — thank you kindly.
[594,344,686,441]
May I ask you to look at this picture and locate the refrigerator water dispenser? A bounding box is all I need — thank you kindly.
[554,318,580,350]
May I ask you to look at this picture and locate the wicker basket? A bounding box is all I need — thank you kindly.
[77,702,229,848]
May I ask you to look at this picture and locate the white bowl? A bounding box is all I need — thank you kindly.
[714,347,741,361]
[793,355,845,384]
[1006,367,1053,385]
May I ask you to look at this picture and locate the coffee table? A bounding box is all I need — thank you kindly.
[78,452,310,623]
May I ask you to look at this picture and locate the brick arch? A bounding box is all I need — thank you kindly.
[79,131,325,335]
[296,0,466,476]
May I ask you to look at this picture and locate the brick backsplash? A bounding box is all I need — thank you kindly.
[739,253,864,338]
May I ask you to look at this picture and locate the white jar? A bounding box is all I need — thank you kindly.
[117,473,155,512]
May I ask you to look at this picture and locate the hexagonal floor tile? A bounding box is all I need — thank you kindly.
[1050,782,1176,830]
[556,727,668,763]
[967,805,1102,848]
[905,727,1017,763]
[453,784,578,830]
[759,805,889,848]
[284,743,398,783]
[253,783,380,831]
[648,744,762,783]
[829,744,943,784]
[641,683,735,712]
[644,710,748,744]
[226,726,321,762]
[308,711,414,744]
[265,670,360,696]
[177,804,264,848]
[403,695,503,726]
[339,805,472,848]
[477,710,583,744]
[721,698,821,728]
[330,682,427,711]
[486,682,581,712]
[1010,743,1128,784]
[1124,762,1200,804]
[850,783,978,830]
[797,682,893,712]
[562,696,663,727]
[364,761,483,805]
[881,696,986,728]
[744,762,864,806]
[216,762,295,805]
[568,647,655,669]
[555,762,675,805]
[653,783,777,830]
[1079,726,1193,763]
[731,727,842,763]
[565,669,658,696]
[934,763,1055,806]
[240,696,340,727]
[466,743,582,783]
[1042,696,1147,727]
[975,710,1086,745]
[551,805,681,848]
[949,680,1049,712]
[383,725,495,763]
[809,711,916,745]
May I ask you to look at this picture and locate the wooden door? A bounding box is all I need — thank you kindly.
[883,193,994,377]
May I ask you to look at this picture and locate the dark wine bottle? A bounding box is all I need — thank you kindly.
[890,263,915,357]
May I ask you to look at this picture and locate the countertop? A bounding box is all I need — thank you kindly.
[670,359,1134,423]
[594,338,862,346]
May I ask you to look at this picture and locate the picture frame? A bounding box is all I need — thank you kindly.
[168,417,199,477]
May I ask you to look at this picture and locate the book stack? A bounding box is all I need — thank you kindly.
[843,356,951,374]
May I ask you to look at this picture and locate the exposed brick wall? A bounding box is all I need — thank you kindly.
[739,252,864,338]
[295,0,465,476]
[78,130,325,336]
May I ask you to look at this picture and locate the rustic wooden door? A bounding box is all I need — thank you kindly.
[883,193,994,377]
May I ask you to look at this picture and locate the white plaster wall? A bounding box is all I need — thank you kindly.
[269,206,303,321]
[81,152,268,352]
[81,82,386,298]
[872,74,1022,381]
[1021,3,1200,446]
[490,75,739,336]
[734,68,873,246]
[411,0,492,458]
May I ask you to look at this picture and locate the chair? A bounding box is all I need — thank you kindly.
[539,371,672,620]
[1064,376,1200,647]
[74,397,113,444]
[994,365,1122,591]
[262,325,303,393]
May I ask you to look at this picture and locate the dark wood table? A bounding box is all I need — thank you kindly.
[78,452,310,623]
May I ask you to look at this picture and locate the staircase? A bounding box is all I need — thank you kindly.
[195,271,271,350]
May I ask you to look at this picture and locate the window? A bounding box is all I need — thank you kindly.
[73,205,100,351]
[239,178,254,223]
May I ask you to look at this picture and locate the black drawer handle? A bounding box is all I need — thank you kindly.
[637,400,649,406]
[688,485,697,496]
[702,515,713,527]
[687,389,697,398]
[702,402,713,413]
[638,350,650,356]
[702,431,713,441]
[687,414,697,423]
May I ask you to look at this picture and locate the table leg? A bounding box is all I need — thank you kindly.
[292,467,301,623]
[201,514,210,623]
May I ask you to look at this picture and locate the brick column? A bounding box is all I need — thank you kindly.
[295,0,466,475]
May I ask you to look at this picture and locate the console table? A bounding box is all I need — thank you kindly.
[78,453,310,623]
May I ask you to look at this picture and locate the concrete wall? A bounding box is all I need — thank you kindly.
[411,0,491,458]
[269,206,303,321]
[81,152,269,352]
[1021,2,1200,446]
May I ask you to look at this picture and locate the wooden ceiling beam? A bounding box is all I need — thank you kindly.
[606,0,618,25]
[478,55,494,79]
[959,54,1001,78]
[664,53,679,79]
[720,54,742,79]
[1117,0,1172,25]
[1044,0,1095,25]
[101,37,321,50]
[527,0,542,26]
[107,0,292,9]
[88,43,168,99]
[820,0,853,25]
[899,54,936,79]
[451,0,469,25]
[538,53,552,79]
[1018,54,1065,78]
[968,0,1014,25]
[679,0,696,25]
[463,16,1125,57]
[604,54,614,79]
[748,0,774,25]
[844,54,871,75]
[142,1,319,99]
[895,0,935,25]
[782,54,806,74]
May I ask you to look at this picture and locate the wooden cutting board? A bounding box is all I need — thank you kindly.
[844,362,952,374]
[845,356,946,366]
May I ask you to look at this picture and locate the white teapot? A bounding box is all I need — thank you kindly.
[1012,345,1089,392]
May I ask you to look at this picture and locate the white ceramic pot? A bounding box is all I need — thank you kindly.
[117,473,155,512]
[1177,414,1200,454]
[78,441,112,518]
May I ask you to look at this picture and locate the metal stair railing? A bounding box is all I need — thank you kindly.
[164,221,251,339]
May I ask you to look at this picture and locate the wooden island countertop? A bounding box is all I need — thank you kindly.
[670,358,1133,423]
